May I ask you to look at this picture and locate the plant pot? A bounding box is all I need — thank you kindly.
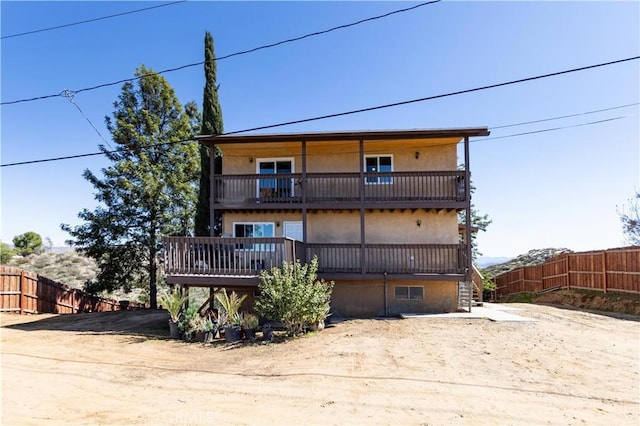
[262,325,273,341]
[195,331,205,342]
[244,328,256,341]
[168,320,181,339]
[224,325,242,343]
[308,319,325,332]
[204,330,215,343]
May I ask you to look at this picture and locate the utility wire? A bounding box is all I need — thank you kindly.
[1,1,440,105]
[478,116,634,143]
[1,1,187,40]
[223,56,639,134]
[3,114,634,168]
[62,90,112,149]
[491,102,639,130]
[221,106,639,156]
[1,57,638,168]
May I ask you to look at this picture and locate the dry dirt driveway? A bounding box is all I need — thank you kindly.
[1,304,639,426]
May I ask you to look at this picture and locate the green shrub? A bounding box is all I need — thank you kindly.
[0,243,15,264]
[255,256,334,336]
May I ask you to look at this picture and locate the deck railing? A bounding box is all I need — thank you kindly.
[163,237,467,277]
[306,243,466,274]
[163,237,301,276]
[213,170,465,205]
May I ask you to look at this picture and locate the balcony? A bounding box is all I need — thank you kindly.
[212,170,466,210]
[163,236,468,285]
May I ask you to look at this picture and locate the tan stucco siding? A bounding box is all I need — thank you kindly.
[386,280,457,315]
[306,210,457,244]
[220,139,458,174]
[329,279,458,317]
[331,281,385,317]
[222,210,457,243]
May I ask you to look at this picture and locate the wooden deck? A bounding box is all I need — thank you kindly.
[163,236,468,285]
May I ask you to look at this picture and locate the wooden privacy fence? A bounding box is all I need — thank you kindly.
[495,246,640,297]
[0,266,144,314]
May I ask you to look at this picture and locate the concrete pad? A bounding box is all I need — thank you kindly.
[481,302,523,311]
[401,303,537,322]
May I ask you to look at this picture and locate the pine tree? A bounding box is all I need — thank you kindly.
[62,66,200,308]
[457,167,492,261]
[195,31,224,236]
[619,190,640,245]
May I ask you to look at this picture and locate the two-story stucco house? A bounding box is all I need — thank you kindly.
[163,128,489,317]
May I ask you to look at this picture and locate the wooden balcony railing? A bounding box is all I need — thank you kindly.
[163,236,303,276]
[213,171,465,206]
[163,237,467,278]
[306,243,467,275]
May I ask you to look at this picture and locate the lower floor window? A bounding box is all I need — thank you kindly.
[233,222,274,238]
[395,286,424,300]
[233,222,274,250]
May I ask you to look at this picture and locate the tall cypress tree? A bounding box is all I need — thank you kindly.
[195,31,224,236]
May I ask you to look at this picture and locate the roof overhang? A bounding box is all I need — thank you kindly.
[196,127,490,145]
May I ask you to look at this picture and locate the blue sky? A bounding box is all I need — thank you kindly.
[1,1,639,258]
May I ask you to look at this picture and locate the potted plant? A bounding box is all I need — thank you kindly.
[215,288,246,343]
[158,288,188,339]
[199,316,217,343]
[178,305,199,342]
[240,312,259,341]
[307,304,331,332]
[262,323,274,341]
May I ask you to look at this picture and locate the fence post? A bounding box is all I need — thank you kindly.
[602,251,607,293]
[19,270,26,315]
[565,255,570,290]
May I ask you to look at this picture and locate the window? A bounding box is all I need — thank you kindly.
[233,222,275,251]
[257,158,294,198]
[365,155,393,184]
[394,286,424,300]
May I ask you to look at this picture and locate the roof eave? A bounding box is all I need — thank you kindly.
[196,127,490,145]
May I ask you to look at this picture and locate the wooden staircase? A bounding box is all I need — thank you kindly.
[458,265,484,311]
[471,264,484,307]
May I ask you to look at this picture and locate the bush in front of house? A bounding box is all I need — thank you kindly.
[255,256,334,336]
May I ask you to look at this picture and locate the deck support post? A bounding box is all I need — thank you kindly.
[359,138,366,275]
[302,139,308,263]
[210,142,217,237]
[464,136,472,312]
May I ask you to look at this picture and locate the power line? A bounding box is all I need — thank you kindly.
[3,114,634,168]
[490,102,639,130]
[1,57,638,168]
[62,89,112,149]
[478,115,635,143]
[1,1,440,106]
[222,56,639,135]
[221,106,639,156]
[1,1,187,40]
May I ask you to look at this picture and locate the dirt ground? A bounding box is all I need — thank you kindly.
[1,304,639,426]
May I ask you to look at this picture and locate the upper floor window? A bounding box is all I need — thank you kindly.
[257,158,294,199]
[365,155,393,184]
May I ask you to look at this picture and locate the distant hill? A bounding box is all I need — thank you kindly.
[482,248,573,277]
[477,256,512,268]
[6,250,98,289]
